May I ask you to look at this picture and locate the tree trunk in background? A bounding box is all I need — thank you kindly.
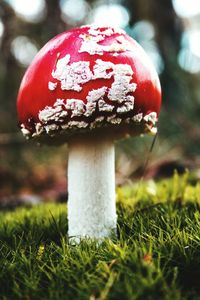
[149,0,188,110]
[124,0,185,109]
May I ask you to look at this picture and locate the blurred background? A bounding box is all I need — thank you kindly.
[0,0,200,208]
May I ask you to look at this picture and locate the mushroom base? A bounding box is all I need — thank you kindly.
[67,133,117,243]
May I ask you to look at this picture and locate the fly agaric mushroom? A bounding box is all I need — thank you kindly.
[17,25,161,242]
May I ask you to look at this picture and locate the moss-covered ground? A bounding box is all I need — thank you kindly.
[0,172,200,300]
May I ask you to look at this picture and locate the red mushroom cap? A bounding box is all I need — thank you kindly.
[17,25,161,143]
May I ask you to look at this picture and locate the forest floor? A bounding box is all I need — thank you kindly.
[0,172,200,300]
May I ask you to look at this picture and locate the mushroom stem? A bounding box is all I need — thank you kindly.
[68,133,117,243]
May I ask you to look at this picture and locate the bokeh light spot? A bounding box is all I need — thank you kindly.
[90,4,130,28]
[11,36,38,67]
[145,45,164,75]
[188,31,200,58]
[172,0,200,18]
[130,21,164,74]
[178,30,200,73]
[0,19,4,38]
[178,48,200,73]
[132,21,155,41]
[60,0,89,25]
[5,0,46,23]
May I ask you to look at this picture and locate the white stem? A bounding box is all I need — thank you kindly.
[68,134,117,242]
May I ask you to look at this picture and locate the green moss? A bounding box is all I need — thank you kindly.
[0,173,200,300]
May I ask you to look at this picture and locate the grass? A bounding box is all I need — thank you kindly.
[0,171,200,300]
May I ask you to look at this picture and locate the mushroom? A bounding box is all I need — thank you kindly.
[17,25,161,242]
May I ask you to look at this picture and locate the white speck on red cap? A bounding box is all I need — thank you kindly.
[93,59,114,79]
[132,113,143,122]
[143,112,157,125]
[87,86,107,102]
[108,65,136,104]
[98,99,114,112]
[52,54,93,92]
[67,120,88,129]
[48,81,57,91]
[53,99,65,107]
[88,27,113,37]
[21,124,31,137]
[35,123,43,135]
[38,105,64,123]
[65,99,85,117]
[149,126,158,135]
[52,54,70,79]
[84,87,107,117]
[90,116,105,129]
[81,24,125,34]
[116,99,134,114]
[45,124,59,133]
[87,26,125,37]
[107,115,122,124]
[78,25,130,55]
[79,34,133,55]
